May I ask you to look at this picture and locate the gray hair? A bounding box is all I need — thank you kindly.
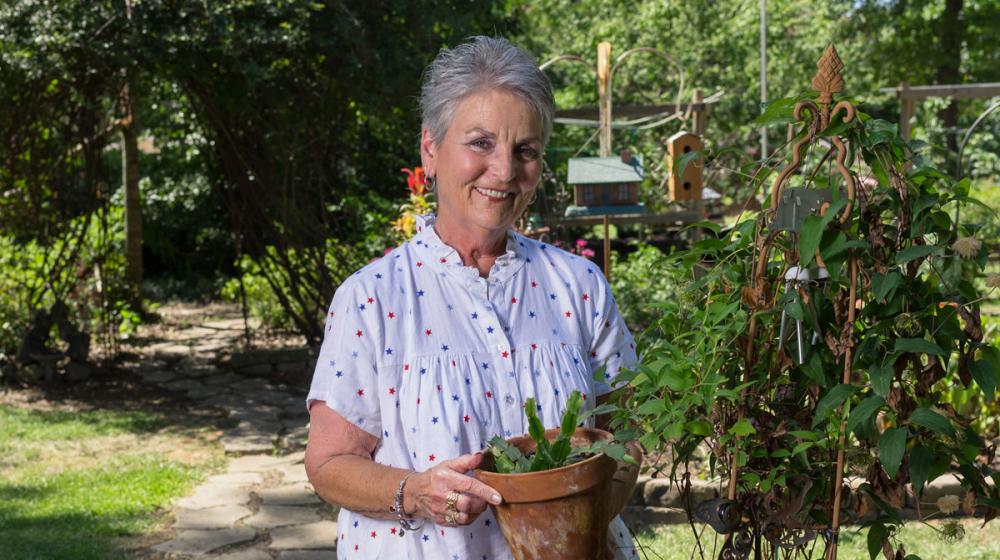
[419,36,555,147]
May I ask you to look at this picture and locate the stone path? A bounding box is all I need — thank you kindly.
[127,304,338,558]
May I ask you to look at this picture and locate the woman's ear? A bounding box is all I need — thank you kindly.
[419,128,436,178]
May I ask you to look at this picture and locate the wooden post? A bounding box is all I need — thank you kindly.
[899,81,915,141]
[691,89,705,244]
[598,41,612,281]
[603,215,611,280]
[597,41,612,157]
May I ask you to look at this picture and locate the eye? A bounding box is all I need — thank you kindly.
[468,138,493,151]
[518,145,540,161]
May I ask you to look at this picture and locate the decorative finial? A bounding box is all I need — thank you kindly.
[811,44,844,104]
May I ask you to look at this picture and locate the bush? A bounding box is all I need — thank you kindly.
[609,242,683,333]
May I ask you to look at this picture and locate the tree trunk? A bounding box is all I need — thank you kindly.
[121,83,143,312]
[937,0,964,158]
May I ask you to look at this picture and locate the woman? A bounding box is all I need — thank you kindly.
[305,36,640,559]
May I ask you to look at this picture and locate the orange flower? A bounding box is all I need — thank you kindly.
[401,167,427,196]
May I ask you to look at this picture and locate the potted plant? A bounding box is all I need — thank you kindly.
[474,390,641,560]
[603,46,1000,560]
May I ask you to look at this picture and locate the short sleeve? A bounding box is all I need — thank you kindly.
[306,279,382,438]
[588,275,638,396]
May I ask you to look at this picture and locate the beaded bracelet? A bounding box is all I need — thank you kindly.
[391,472,424,534]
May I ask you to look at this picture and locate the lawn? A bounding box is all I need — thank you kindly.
[634,519,1000,560]
[0,400,225,559]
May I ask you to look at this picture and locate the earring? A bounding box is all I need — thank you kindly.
[426,176,436,193]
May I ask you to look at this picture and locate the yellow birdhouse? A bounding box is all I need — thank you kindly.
[667,131,703,201]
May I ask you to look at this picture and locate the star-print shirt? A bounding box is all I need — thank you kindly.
[307,214,639,560]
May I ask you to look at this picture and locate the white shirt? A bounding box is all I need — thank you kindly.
[308,215,639,559]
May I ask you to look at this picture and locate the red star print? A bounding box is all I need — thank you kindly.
[388,312,396,319]
[531,343,537,350]
[356,330,363,337]
[486,391,493,398]
[425,329,432,336]
[451,359,456,367]
[565,311,572,317]
[531,280,537,288]
[511,297,518,304]
[329,311,335,317]
[582,394,588,401]
[501,351,510,358]
[367,297,374,304]
[357,389,364,396]
[440,257,447,263]
[403,364,410,371]
[417,398,421,405]
[417,261,423,267]
[440,529,445,536]
[354,544,359,551]
[591,351,597,358]
[429,454,436,461]
[389,387,396,395]
[437,384,442,391]
[371,531,377,538]
[391,527,397,535]
[583,293,590,301]
[464,415,470,423]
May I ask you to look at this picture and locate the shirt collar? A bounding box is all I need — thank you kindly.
[411,214,525,284]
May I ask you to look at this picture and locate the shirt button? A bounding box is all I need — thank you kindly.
[504,394,515,406]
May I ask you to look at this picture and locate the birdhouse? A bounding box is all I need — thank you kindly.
[667,131,703,201]
[564,150,646,217]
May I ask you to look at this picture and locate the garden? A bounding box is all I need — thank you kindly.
[1,1,999,559]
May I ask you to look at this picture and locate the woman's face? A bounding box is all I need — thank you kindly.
[421,89,544,238]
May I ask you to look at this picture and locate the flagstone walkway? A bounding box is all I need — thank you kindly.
[129,304,338,559]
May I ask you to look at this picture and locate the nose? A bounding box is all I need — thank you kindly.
[488,150,517,185]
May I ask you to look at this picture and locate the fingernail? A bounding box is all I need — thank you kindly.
[491,494,502,504]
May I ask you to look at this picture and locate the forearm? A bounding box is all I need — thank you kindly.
[308,454,414,520]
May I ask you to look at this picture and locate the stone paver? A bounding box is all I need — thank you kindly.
[278,463,310,484]
[214,549,274,560]
[174,504,252,529]
[208,472,265,485]
[176,485,253,509]
[151,527,256,554]
[245,505,323,528]
[269,521,339,550]
[279,551,337,560]
[258,484,322,505]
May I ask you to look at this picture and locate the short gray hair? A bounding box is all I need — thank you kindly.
[420,36,555,147]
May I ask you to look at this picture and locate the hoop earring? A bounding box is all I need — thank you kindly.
[426,176,436,193]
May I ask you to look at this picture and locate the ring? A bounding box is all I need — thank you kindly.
[444,510,458,525]
[445,490,461,512]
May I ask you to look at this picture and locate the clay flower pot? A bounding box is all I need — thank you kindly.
[474,427,618,560]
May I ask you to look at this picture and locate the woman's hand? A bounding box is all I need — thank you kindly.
[405,453,502,526]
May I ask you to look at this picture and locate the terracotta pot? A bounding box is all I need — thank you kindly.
[474,427,618,560]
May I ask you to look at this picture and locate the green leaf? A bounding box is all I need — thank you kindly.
[799,214,823,267]
[636,399,665,415]
[909,445,934,495]
[871,271,901,302]
[800,352,827,386]
[847,395,885,434]
[674,150,701,179]
[908,407,955,438]
[869,362,894,398]
[879,427,907,478]
[895,244,943,264]
[685,420,713,436]
[812,384,857,428]
[729,418,756,436]
[867,522,888,560]
[894,338,947,356]
[754,96,797,126]
[970,359,997,401]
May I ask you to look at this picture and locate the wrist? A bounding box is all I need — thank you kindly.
[402,471,422,516]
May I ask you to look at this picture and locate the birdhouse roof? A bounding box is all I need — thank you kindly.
[567,156,643,185]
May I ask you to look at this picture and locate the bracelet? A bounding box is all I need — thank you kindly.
[391,472,424,533]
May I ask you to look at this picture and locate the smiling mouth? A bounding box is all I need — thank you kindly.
[473,186,513,201]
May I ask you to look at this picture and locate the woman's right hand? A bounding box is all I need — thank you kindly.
[405,453,503,526]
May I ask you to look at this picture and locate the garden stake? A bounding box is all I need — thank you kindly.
[718,45,858,560]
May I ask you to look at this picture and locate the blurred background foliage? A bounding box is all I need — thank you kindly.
[0,0,997,377]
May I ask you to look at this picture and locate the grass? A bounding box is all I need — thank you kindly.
[633,520,1000,560]
[0,404,224,559]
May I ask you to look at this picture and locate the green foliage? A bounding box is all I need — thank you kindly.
[486,390,633,473]
[609,243,682,332]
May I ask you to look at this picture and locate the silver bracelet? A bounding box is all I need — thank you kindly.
[391,472,424,534]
